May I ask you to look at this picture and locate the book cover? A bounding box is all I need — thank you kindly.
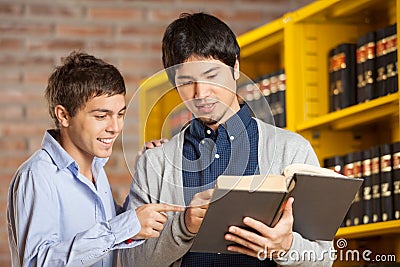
[191,174,293,253]
[375,27,387,97]
[335,43,357,109]
[328,47,341,112]
[392,142,400,220]
[269,72,279,127]
[371,146,382,223]
[358,31,376,103]
[276,69,286,128]
[343,151,363,226]
[356,34,367,103]
[380,143,394,222]
[385,23,397,94]
[364,31,377,101]
[323,155,346,227]
[362,148,373,224]
[190,164,363,253]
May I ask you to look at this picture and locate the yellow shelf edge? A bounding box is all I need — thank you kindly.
[237,17,285,48]
[335,220,400,239]
[296,93,399,132]
[290,0,375,23]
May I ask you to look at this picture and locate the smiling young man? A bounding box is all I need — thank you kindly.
[7,51,183,267]
[121,13,334,267]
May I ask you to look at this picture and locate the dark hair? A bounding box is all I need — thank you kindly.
[45,51,126,128]
[162,12,240,85]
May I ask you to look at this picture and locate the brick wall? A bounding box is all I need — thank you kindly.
[0,0,313,265]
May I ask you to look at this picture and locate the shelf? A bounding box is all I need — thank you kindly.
[237,17,285,59]
[335,220,400,239]
[296,93,399,132]
[291,0,395,25]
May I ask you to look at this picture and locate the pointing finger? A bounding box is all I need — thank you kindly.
[151,203,185,213]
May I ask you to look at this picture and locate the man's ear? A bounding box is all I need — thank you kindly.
[54,105,70,128]
[233,58,240,80]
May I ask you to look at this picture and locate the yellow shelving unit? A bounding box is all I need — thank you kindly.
[139,0,400,264]
[336,220,400,239]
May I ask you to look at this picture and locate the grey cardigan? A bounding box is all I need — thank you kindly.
[120,119,333,267]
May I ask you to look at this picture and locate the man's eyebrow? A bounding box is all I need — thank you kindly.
[176,75,193,80]
[202,66,220,75]
[89,106,127,113]
[176,66,221,80]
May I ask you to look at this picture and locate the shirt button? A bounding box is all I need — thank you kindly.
[230,135,235,141]
[201,140,205,144]
[215,154,220,159]
[206,129,211,135]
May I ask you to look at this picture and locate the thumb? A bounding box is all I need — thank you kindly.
[281,197,294,221]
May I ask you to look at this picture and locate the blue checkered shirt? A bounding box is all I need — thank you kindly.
[181,105,276,266]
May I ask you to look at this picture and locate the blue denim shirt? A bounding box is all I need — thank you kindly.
[7,130,142,267]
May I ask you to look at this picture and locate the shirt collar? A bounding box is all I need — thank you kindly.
[188,104,253,139]
[41,129,109,173]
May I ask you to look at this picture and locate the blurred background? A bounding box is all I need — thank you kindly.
[0,0,313,265]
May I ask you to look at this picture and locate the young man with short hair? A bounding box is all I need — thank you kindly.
[7,51,182,267]
[121,13,333,267]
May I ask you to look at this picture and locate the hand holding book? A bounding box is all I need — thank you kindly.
[225,197,295,259]
[190,164,363,253]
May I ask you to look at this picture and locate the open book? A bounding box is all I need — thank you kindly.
[190,163,363,253]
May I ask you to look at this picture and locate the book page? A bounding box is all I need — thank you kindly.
[216,174,288,192]
[283,163,346,179]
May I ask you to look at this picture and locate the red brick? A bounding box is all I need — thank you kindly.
[0,38,24,50]
[119,24,165,38]
[0,138,27,152]
[1,174,13,196]
[180,0,231,2]
[27,39,85,51]
[25,104,49,121]
[148,10,182,23]
[109,182,131,206]
[0,105,24,120]
[27,4,83,18]
[56,24,113,38]
[119,57,163,74]
[0,55,54,68]
[0,257,11,267]
[0,154,30,171]
[212,10,264,22]
[28,136,46,153]
[0,22,52,36]
[0,244,11,257]
[0,122,50,137]
[89,7,143,20]
[88,40,142,52]
[0,232,11,252]
[0,90,44,104]
[144,42,162,53]
[107,172,132,188]
[23,71,51,86]
[104,153,124,170]
[0,71,21,84]
[0,2,23,15]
